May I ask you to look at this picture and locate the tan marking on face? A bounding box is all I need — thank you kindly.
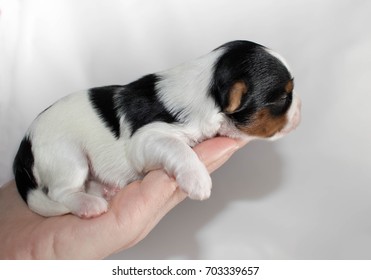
[238,108,288,138]
[224,81,248,113]
[285,79,294,93]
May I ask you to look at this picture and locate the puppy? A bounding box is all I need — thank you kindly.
[13,40,301,218]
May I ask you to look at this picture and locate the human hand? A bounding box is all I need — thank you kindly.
[0,137,246,259]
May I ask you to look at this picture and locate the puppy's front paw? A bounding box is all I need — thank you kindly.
[176,166,212,200]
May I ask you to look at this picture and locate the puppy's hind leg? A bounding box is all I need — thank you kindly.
[36,145,108,218]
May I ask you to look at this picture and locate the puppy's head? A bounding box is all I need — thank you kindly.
[211,41,301,140]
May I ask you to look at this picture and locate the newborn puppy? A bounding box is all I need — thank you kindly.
[13,41,301,218]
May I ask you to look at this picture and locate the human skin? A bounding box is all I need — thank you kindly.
[0,137,246,259]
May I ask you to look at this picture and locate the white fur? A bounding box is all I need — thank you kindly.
[24,48,301,218]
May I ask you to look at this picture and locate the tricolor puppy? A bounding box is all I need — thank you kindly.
[13,41,301,218]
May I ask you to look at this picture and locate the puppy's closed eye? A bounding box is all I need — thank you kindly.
[277,92,292,106]
[268,79,294,115]
[269,92,293,116]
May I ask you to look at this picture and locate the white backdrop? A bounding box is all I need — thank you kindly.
[1,0,370,259]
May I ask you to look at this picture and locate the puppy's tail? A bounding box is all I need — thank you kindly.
[13,136,70,217]
[14,167,70,216]
[27,189,70,217]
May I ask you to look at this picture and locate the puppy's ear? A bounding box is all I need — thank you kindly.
[224,81,248,114]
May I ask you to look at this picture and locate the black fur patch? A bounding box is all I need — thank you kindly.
[115,74,179,136]
[13,136,37,203]
[89,85,123,139]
